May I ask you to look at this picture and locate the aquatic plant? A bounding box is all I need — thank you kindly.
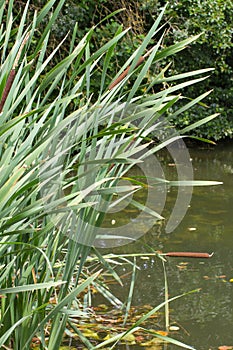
[0,0,220,348]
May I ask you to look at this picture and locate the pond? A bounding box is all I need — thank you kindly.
[98,140,233,350]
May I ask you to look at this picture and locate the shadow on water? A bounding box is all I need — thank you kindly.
[97,141,233,350]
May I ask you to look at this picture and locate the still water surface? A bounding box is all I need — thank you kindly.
[103,141,233,350]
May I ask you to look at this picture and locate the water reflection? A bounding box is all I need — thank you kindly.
[100,141,233,350]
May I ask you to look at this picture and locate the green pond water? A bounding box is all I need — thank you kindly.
[97,140,233,350]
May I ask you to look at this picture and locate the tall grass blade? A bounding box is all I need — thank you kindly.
[123,256,137,326]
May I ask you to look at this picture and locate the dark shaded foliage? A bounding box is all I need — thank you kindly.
[13,0,233,140]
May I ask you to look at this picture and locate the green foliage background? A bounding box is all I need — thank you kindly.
[14,0,233,140]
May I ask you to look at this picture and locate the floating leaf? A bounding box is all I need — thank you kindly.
[122,333,136,343]
[188,227,197,231]
[141,336,167,346]
[169,326,180,331]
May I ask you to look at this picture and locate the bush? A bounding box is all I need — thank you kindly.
[42,0,233,140]
[154,0,233,140]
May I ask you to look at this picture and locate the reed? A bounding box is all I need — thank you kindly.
[0,1,220,348]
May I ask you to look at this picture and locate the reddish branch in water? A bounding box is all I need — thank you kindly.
[165,252,214,258]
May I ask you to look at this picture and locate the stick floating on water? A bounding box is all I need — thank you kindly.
[164,252,214,258]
